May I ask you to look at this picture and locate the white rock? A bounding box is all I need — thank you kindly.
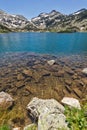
[27,97,69,130]
[0,91,14,109]
[27,97,65,119]
[82,68,87,74]
[38,110,69,130]
[47,60,55,65]
[13,127,20,130]
[24,124,37,130]
[61,97,81,109]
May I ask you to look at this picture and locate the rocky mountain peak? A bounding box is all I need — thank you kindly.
[0,9,29,29]
[73,8,87,15]
[15,15,28,21]
[50,10,61,14]
[0,8,87,32]
[38,12,48,16]
[77,8,87,12]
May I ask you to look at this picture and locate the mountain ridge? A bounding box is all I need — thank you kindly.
[0,8,87,32]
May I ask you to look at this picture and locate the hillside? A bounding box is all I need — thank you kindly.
[0,9,87,32]
[0,24,12,33]
[31,8,87,32]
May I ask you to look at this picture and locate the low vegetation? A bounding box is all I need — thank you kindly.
[0,24,11,33]
[0,105,25,127]
[65,103,87,130]
[0,103,87,130]
[0,125,10,130]
[24,124,37,130]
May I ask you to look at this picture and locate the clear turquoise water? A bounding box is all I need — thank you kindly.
[0,32,87,55]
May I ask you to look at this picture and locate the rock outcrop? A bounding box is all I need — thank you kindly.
[0,8,87,32]
[0,9,37,31]
[31,8,87,32]
[27,97,69,130]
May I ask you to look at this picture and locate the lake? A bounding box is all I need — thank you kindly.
[0,32,87,55]
[0,32,87,126]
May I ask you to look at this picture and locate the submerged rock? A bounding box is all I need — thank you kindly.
[0,91,14,109]
[23,69,33,77]
[82,68,87,75]
[17,73,25,80]
[47,60,55,65]
[27,97,69,130]
[61,97,81,109]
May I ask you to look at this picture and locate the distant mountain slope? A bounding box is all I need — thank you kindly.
[21,22,39,32]
[0,9,36,31]
[31,10,65,29]
[0,24,12,33]
[0,9,87,32]
[31,8,87,32]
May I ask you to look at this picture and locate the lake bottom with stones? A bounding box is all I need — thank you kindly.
[0,52,87,127]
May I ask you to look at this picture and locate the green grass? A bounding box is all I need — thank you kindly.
[65,103,87,130]
[0,125,10,130]
[0,103,87,130]
[0,105,25,126]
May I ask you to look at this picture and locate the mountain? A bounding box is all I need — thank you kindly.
[0,24,12,33]
[0,9,37,32]
[21,21,39,32]
[31,8,87,32]
[0,9,87,32]
[0,10,27,28]
[31,10,65,29]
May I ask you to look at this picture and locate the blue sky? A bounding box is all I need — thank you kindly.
[0,0,87,19]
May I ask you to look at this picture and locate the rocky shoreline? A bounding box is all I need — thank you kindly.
[0,52,87,129]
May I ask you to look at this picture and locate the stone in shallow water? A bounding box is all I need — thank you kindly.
[61,97,81,109]
[17,73,25,80]
[23,69,33,77]
[47,60,55,65]
[82,68,87,74]
[15,81,24,89]
[57,70,65,77]
[0,91,14,109]
[82,78,87,84]
[73,88,82,98]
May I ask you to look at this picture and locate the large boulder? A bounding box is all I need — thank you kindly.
[27,97,65,119]
[0,91,14,110]
[27,97,69,130]
[38,109,68,130]
[61,97,81,109]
